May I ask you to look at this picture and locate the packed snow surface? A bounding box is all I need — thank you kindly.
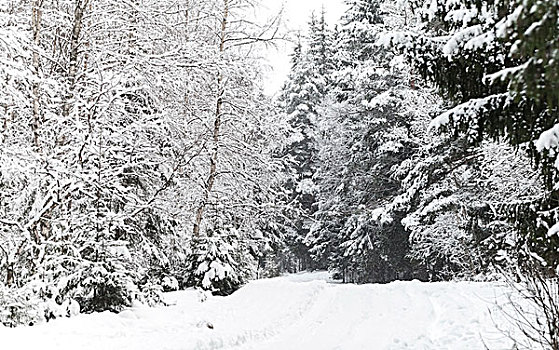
[1,272,518,349]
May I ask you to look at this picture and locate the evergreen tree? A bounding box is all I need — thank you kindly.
[387,0,559,269]
[308,9,336,86]
[279,15,335,271]
[307,0,420,283]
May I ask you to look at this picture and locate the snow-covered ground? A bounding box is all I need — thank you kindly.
[1,272,519,349]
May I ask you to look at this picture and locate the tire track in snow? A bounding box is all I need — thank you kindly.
[191,279,331,350]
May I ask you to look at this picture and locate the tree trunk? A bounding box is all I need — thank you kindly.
[31,0,43,151]
[185,0,190,41]
[6,264,14,286]
[62,0,89,119]
[193,0,228,237]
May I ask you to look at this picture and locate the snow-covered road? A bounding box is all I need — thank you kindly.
[1,272,518,349]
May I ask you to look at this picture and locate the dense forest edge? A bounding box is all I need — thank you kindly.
[1,0,558,345]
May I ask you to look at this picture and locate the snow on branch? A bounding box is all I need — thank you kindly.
[429,93,509,130]
[535,124,559,153]
[444,8,479,25]
[484,61,529,84]
[495,5,524,38]
[547,222,559,238]
[442,25,483,57]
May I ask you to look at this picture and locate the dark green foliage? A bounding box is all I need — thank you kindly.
[341,0,383,61]
[395,0,559,270]
[505,0,559,109]
[399,0,559,174]
[306,0,422,283]
[500,190,559,268]
[278,14,336,271]
[62,261,135,313]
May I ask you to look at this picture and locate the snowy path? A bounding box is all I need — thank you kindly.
[1,272,517,350]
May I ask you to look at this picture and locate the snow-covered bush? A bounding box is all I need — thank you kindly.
[60,261,136,313]
[185,229,255,296]
[138,280,165,307]
[162,276,179,292]
[0,285,42,327]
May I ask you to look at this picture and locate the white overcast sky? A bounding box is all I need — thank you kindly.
[256,0,347,96]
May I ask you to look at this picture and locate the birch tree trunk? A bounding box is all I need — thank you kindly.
[62,0,89,119]
[31,0,43,151]
[193,0,229,237]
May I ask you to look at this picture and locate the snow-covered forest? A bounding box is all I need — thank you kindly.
[1,0,559,348]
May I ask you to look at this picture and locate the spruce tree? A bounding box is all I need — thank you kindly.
[389,0,559,269]
[308,0,420,283]
[279,17,334,271]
